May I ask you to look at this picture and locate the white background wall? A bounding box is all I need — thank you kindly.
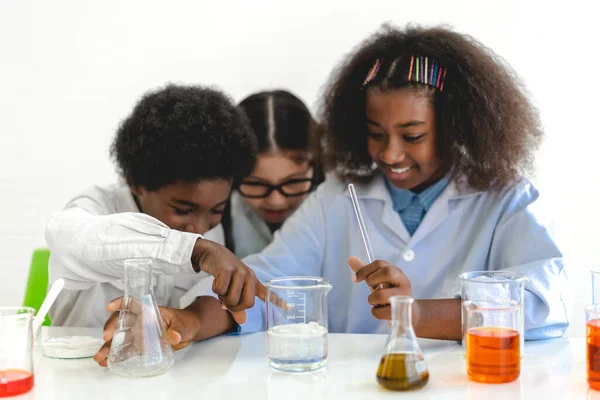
[0,0,597,336]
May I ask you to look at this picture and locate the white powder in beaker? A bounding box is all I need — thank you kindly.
[267,322,328,362]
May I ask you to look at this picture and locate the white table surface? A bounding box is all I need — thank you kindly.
[12,327,597,399]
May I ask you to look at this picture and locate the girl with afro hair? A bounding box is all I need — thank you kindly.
[237,25,570,341]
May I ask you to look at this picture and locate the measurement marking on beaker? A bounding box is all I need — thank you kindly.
[300,292,306,324]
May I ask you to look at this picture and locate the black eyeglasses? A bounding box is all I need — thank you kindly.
[238,178,317,198]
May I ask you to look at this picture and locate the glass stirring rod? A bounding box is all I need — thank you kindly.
[349,183,390,328]
[348,184,382,290]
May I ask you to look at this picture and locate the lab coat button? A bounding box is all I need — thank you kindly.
[403,249,415,262]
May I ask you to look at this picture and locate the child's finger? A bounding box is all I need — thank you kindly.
[166,327,182,346]
[364,267,409,291]
[220,272,245,308]
[371,304,392,321]
[348,256,366,274]
[171,341,192,351]
[256,282,292,311]
[352,260,386,283]
[93,340,111,367]
[254,280,267,302]
[218,301,247,324]
[230,310,247,325]
[212,270,233,297]
[165,326,192,351]
[106,296,124,313]
[367,288,408,307]
[242,275,257,308]
[269,291,292,311]
[349,256,384,292]
[102,311,120,342]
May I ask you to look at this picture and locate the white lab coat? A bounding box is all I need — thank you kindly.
[45,183,222,327]
[230,191,273,259]
[241,173,572,340]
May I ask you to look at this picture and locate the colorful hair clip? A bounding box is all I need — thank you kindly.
[429,59,434,84]
[407,55,447,92]
[440,68,447,92]
[362,55,448,92]
[361,58,383,89]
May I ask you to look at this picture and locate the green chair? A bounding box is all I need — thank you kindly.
[23,249,51,326]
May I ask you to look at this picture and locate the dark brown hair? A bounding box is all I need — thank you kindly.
[319,24,543,190]
[238,90,318,161]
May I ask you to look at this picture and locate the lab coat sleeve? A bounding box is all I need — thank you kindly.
[489,182,572,340]
[46,194,201,291]
[239,190,328,333]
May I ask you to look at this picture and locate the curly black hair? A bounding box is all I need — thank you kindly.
[319,24,543,190]
[111,84,257,190]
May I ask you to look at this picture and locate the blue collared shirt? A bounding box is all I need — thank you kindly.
[384,176,450,235]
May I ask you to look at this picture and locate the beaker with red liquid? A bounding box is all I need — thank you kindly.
[0,307,34,397]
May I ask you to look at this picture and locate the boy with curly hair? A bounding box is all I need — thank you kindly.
[46,84,261,358]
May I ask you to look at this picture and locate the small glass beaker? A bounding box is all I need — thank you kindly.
[0,307,35,397]
[377,296,429,391]
[586,305,600,390]
[464,301,521,383]
[460,271,527,355]
[108,259,174,378]
[264,277,332,372]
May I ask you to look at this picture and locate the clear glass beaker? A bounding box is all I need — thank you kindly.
[465,302,521,383]
[591,270,600,305]
[376,296,429,391]
[0,307,35,397]
[586,304,600,390]
[265,277,332,372]
[108,259,174,378]
[460,271,527,355]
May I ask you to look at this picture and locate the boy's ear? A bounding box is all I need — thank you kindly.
[130,185,144,197]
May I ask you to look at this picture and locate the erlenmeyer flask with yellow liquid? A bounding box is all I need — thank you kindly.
[376,295,429,391]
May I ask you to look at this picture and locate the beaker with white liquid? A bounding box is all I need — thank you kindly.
[265,277,332,372]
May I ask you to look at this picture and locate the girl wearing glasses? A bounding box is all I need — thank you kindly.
[223,90,322,258]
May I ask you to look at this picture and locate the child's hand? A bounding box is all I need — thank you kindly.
[192,239,267,313]
[348,256,413,320]
[93,297,201,367]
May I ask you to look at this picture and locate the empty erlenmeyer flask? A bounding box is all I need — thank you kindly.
[376,296,429,391]
[108,259,174,378]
